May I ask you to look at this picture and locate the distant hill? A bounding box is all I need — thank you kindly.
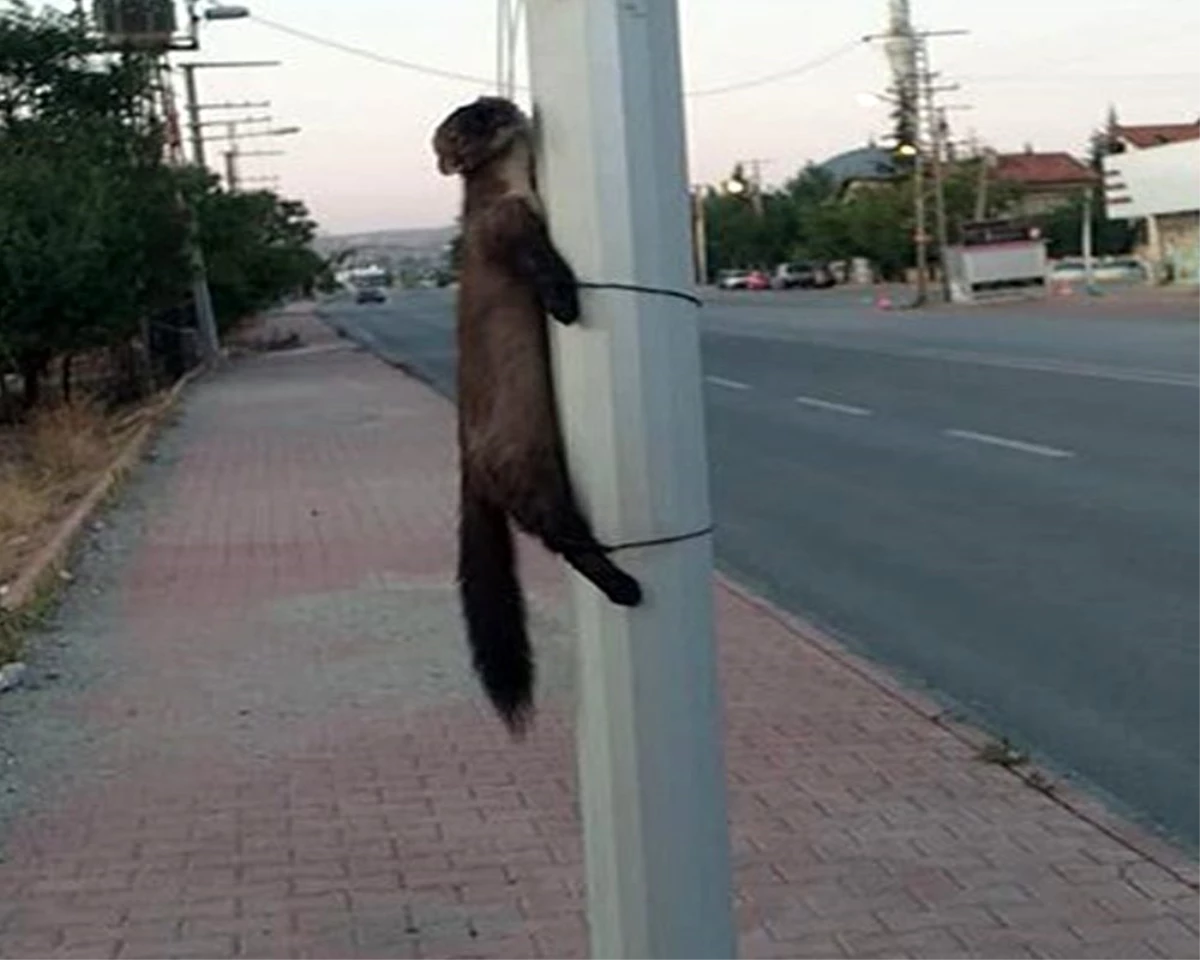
[313,226,456,260]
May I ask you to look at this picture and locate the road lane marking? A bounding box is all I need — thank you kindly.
[794,395,873,416]
[705,376,750,390]
[806,338,1200,391]
[944,428,1076,459]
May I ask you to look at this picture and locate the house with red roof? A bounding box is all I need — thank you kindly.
[1113,122,1200,151]
[989,148,1098,217]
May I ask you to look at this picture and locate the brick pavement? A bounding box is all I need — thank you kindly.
[0,306,1196,960]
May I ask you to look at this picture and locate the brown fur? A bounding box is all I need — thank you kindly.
[434,97,642,734]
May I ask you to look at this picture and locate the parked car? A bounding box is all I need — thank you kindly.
[355,287,387,304]
[745,270,771,291]
[717,269,751,290]
[1093,257,1147,284]
[1051,257,1146,285]
[774,261,835,289]
[1050,259,1087,281]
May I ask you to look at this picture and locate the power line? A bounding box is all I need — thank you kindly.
[249,15,496,87]
[685,39,865,97]
[247,14,861,100]
[963,72,1198,84]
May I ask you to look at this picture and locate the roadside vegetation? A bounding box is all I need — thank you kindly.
[0,2,328,616]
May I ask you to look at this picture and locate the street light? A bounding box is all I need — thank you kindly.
[203,3,249,20]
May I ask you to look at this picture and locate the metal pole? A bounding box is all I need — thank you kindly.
[224,122,240,191]
[749,159,764,218]
[181,64,205,168]
[525,2,735,957]
[974,148,990,221]
[692,188,709,286]
[930,106,951,302]
[913,147,928,305]
[1082,186,1096,294]
[166,61,221,364]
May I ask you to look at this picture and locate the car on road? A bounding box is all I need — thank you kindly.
[1050,257,1147,285]
[717,269,770,291]
[774,261,835,290]
[355,287,387,304]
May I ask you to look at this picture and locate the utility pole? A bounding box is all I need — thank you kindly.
[224,121,240,191]
[913,145,929,304]
[746,158,769,217]
[162,62,221,364]
[173,61,280,363]
[692,186,709,285]
[496,0,525,99]
[866,20,967,307]
[525,2,734,957]
[920,44,954,302]
[178,60,282,170]
[181,64,205,167]
[1081,185,1096,294]
[974,145,992,221]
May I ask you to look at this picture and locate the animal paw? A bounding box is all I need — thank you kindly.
[546,283,580,324]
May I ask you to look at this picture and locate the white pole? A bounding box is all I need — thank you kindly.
[525,2,735,958]
[1082,186,1096,293]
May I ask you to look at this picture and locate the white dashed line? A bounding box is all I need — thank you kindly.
[705,376,750,390]
[794,395,873,417]
[944,428,1076,459]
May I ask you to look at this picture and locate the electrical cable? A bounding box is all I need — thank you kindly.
[247,15,861,100]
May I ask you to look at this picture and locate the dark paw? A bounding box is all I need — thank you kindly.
[604,570,643,607]
[570,552,643,606]
[546,284,580,324]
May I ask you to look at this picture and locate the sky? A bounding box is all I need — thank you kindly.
[146,0,1199,235]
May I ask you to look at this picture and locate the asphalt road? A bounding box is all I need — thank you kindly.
[322,287,1199,849]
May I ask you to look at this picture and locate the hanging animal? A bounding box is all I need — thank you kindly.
[433,96,643,734]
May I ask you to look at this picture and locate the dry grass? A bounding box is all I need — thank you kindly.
[0,468,50,536]
[27,401,109,477]
[0,399,144,590]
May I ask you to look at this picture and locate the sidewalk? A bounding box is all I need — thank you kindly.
[0,306,1195,960]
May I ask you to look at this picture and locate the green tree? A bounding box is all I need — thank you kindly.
[185,170,324,329]
[1,2,325,407]
[0,2,187,403]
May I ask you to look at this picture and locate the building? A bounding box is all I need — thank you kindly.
[1103,123,1200,283]
[1112,122,1200,152]
[989,149,1097,216]
[817,145,898,198]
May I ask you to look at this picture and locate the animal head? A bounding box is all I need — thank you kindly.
[433,96,530,177]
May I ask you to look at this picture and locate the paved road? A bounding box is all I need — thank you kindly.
[322,287,1199,850]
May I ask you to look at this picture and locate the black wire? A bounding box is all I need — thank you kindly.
[248,14,860,100]
[685,39,866,97]
[577,281,703,308]
[605,524,715,552]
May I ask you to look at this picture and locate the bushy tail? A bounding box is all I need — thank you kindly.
[458,491,534,735]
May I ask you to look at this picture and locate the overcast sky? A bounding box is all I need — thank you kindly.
[165,0,1198,235]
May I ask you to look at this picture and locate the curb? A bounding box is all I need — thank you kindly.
[0,365,204,621]
[316,309,449,400]
[716,571,1200,888]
